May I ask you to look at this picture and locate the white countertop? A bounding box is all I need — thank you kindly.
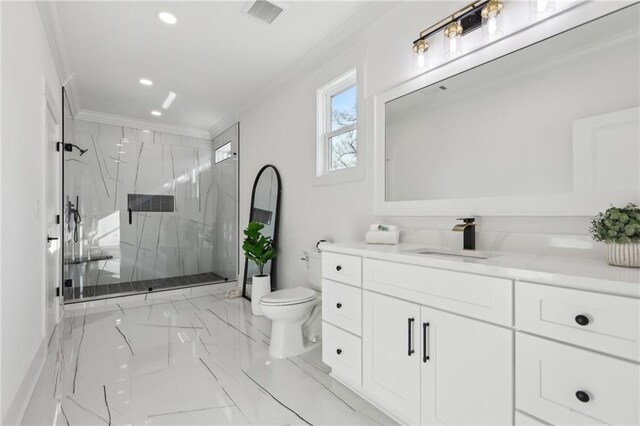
[319,242,640,298]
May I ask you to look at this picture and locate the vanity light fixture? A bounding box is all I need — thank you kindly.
[151,110,162,116]
[443,20,463,59]
[142,129,151,133]
[481,0,504,41]
[412,0,505,69]
[158,12,177,25]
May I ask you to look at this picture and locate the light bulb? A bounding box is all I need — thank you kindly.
[487,15,497,37]
[443,21,463,60]
[481,0,504,41]
[449,36,457,53]
[416,50,426,69]
[413,39,429,70]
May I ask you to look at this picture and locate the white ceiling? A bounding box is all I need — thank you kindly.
[49,1,376,136]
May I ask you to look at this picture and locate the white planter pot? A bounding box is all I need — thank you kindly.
[606,243,640,268]
[251,274,272,316]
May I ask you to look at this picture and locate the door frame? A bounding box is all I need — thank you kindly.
[43,79,62,332]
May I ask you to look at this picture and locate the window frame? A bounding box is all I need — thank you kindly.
[316,68,362,182]
[214,141,233,164]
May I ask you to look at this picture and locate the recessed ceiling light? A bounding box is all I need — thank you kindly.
[158,12,177,24]
[162,91,177,110]
[151,110,162,116]
[139,78,153,86]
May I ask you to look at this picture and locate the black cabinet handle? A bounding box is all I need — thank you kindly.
[336,303,342,309]
[336,348,342,355]
[423,322,430,362]
[336,265,342,271]
[408,317,415,356]
[128,207,133,225]
[575,390,590,403]
[47,235,59,243]
[575,315,589,326]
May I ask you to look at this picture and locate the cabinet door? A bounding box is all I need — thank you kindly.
[421,306,513,425]
[363,291,421,424]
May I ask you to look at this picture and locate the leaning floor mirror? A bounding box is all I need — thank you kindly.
[242,165,282,300]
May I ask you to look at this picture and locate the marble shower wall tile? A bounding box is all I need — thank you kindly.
[64,120,239,288]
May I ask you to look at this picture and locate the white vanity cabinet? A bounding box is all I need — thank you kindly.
[362,291,422,424]
[420,306,513,425]
[320,243,640,426]
[362,290,513,425]
[321,253,363,388]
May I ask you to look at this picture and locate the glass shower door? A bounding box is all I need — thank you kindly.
[62,95,238,302]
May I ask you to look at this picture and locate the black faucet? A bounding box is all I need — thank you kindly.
[452,218,476,250]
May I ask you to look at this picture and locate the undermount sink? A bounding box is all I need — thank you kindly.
[404,248,492,260]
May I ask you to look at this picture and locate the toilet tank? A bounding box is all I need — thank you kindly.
[305,251,322,291]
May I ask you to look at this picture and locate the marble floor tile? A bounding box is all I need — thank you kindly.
[24,281,397,425]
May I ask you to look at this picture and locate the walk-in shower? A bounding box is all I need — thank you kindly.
[61,89,238,302]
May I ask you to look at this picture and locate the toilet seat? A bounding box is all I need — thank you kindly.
[259,287,317,306]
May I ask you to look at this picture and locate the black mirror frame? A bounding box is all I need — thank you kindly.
[242,164,282,300]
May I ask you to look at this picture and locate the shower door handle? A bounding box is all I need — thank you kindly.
[128,208,133,225]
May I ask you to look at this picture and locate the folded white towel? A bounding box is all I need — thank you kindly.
[366,231,400,245]
[369,224,399,232]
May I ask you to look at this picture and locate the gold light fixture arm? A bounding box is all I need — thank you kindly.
[417,0,486,39]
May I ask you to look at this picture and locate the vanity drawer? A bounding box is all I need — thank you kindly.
[322,279,362,336]
[363,259,512,326]
[322,321,362,387]
[322,252,362,287]
[516,333,639,426]
[516,281,640,361]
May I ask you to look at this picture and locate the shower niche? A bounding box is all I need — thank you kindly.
[62,90,239,302]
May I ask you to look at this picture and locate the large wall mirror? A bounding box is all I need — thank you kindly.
[242,165,281,300]
[377,4,639,216]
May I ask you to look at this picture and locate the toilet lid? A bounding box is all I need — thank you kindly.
[260,287,317,306]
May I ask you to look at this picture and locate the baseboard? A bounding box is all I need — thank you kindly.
[2,338,46,425]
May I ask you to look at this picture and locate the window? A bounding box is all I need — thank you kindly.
[317,69,358,177]
[214,141,232,164]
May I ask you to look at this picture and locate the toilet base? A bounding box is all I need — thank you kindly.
[269,320,319,359]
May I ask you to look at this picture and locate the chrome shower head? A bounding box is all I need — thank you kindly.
[79,148,88,156]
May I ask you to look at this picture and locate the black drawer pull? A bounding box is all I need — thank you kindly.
[408,317,415,356]
[423,322,430,362]
[336,265,342,271]
[336,348,342,355]
[575,315,589,326]
[575,390,590,403]
[336,303,342,309]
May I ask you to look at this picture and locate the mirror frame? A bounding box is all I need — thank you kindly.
[374,2,637,217]
[242,164,282,300]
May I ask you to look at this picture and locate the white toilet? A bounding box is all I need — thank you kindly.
[260,250,322,359]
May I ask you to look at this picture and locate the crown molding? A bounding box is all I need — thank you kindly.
[37,1,80,116]
[75,109,211,139]
[209,115,240,138]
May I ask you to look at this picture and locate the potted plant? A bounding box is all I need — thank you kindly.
[590,203,640,267]
[243,221,277,315]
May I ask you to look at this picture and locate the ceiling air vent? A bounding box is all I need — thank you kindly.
[246,0,283,24]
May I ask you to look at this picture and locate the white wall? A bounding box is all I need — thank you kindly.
[0,2,61,423]
[238,1,620,290]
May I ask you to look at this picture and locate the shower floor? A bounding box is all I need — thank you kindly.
[64,272,226,302]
